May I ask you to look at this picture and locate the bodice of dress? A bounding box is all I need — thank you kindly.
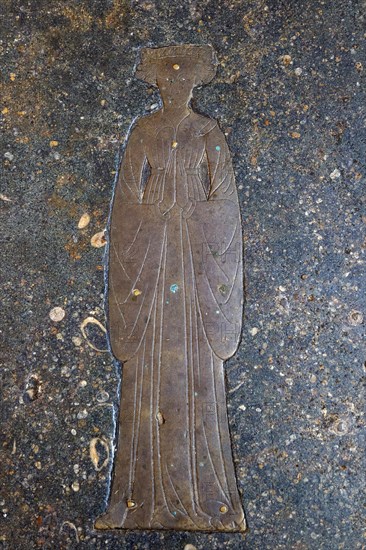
[117,111,236,208]
[143,122,209,208]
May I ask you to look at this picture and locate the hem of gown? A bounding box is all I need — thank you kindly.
[94,506,247,533]
[94,517,247,533]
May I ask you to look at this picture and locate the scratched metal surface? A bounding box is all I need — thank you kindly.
[0,1,365,549]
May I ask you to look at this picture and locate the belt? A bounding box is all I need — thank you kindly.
[150,168,199,175]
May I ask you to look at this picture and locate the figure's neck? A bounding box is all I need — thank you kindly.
[161,103,191,122]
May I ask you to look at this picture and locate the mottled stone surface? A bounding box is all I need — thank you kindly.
[1,1,365,548]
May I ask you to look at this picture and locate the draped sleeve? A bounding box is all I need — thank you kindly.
[108,121,166,362]
[115,122,147,204]
[205,121,237,200]
[187,120,243,360]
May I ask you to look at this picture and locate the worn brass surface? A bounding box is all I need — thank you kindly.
[95,44,245,532]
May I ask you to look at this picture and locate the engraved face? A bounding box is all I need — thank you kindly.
[156,57,196,107]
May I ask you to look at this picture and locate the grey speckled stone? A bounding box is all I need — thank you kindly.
[0,1,365,548]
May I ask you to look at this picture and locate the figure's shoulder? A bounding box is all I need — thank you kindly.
[191,112,219,135]
[130,113,158,135]
[130,111,220,136]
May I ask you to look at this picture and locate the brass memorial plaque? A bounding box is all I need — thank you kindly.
[95,44,246,532]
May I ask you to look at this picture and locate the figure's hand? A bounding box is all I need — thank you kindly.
[182,199,196,219]
[155,201,172,219]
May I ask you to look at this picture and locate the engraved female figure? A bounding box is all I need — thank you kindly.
[96,45,245,532]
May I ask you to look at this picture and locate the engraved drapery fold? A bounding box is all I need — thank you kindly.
[104,110,245,531]
[109,114,243,364]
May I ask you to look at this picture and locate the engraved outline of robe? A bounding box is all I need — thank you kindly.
[107,113,245,531]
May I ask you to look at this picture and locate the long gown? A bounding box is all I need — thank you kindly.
[103,109,245,531]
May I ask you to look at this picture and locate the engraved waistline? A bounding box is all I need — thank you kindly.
[150,168,200,175]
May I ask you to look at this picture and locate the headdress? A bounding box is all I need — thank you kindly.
[135,44,218,86]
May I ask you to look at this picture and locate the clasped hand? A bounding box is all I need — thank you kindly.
[155,199,196,219]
